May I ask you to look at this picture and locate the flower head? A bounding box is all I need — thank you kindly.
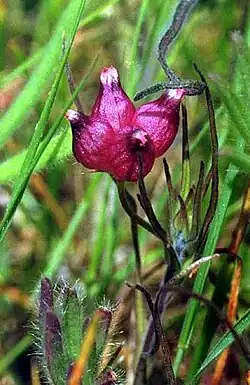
[66,66,185,182]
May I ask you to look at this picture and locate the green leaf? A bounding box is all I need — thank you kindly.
[43,174,101,279]
[0,0,86,253]
[174,159,240,377]
[211,76,250,143]
[184,141,245,381]
[62,288,85,360]
[0,335,32,376]
[0,128,72,184]
[0,0,86,148]
[187,308,250,385]
[221,147,250,175]
[125,0,150,96]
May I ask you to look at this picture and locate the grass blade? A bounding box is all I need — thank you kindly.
[0,0,86,148]
[0,0,86,251]
[187,308,250,385]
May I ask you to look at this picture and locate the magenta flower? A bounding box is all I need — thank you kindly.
[66,66,185,182]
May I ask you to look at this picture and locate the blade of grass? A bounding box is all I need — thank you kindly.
[0,54,98,185]
[211,77,250,143]
[32,0,68,46]
[86,175,110,284]
[125,0,150,96]
[220,147,250,174]
[0,335,32,375]
[187,308,250,385]
[30,53,98,173]
[0,128,71,184]
[43,174,101,279]
[173,159,241,377]
[0,0,86,148]
[137,0,176,85]
[80,0,119,27]
[0,0,117,89]
[101,182,119,280]
[0,0,86,250]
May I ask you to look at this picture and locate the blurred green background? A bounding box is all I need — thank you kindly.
[0,0,250,384]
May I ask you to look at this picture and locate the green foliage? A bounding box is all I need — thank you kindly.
[35,277,119,385]
[0,0,250,384]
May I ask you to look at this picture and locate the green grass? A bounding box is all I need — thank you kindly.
[0,0,250,384]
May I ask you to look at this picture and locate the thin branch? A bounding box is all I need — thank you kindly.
[134,79,205,101]
[126,282,177,385]
[137,153,179,272]
[189,160,205,243]
[194,66,219,255]
[157,283,250,365]
[169,253,221,285]
[129,194,142,282]
[158,0,198,81]
[62,37,84,114]
[117,182,155,236]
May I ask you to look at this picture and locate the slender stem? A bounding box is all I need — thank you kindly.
[159,283,250,365]
[127,192,142,281]
[127,282,177,385]
[65,60,84,114]
[137,153,179,272]
[158,0,199,81]
[194,66,219,256]
[63,37,84,114]
[168,253,220,285]
[189,160,204,244]
[117,182,155,236]
[134,0,205,102]
[134,79,205,101]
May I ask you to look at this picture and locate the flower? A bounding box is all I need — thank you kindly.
[66,66,185,182]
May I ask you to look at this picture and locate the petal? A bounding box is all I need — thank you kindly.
[70,113,155,182]
[91,66,135,131]
[39,278,53,326]
[65,109,87,135]
[45,310,63,370]
[134,89,185,157]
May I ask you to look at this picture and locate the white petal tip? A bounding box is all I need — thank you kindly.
[65,109,81,122]
[168,89,185,99]
[100,66,119,85]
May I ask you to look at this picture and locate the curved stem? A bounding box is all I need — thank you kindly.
[158,0,199,81]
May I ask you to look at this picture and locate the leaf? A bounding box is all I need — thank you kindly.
[173,159,241,376]
[0,0,86,250]
[0,0,86,149]
[187,308,250,385]
[0,53,98,185]
[43,174,101,279]
[62,289,85,360]
[210,75,250,143]
[0,128,72,184]
[220,147,250,175]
